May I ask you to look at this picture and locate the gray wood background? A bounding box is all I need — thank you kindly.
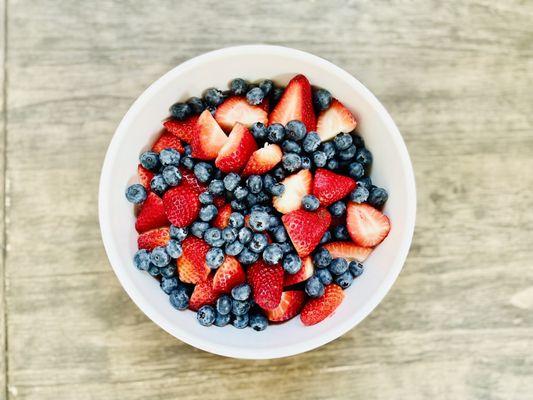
[1,0,532,399]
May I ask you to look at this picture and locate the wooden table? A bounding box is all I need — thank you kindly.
[1,1,532,399]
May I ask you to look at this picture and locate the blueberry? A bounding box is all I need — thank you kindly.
[305,276,325,298]
[301,156,312,169]
[186,96,205,114]
[302,132,321,153]
[333,225,349,240]
[162,165,182,186]
[329,201,346,217]
[191,221,209,238]
[133,249,151,271]
[368,187,389,208]
[249,233,268,253]
[208,179,225,195]
[282,253,302,274]
[263,174,275,191]
[238,227,253,244]
[169,102,191,120]
[259,79,274,96]
[230,200,246,211]
[313,88,332,112]
[246,87,265,105]
[320,230,332,244]
[249,211,270,232]
[327,159,338,170]
[198,191,214,205]
[321,142,336,160]
[357,177,372,188]
[160,264,176,278]
[231,283,252,301]
[206,247,225,269]
[204,227,224,247]
[194,162,213,183]
[148,265,160,276]
[150,246,170,267]
[197,305,216,326]
[282,153,302,173]
[268,215,281,230]
[232,314,249,329]
[169,288,189,310]
[223,173,240,191]
[249,313,268,331]
[351,133,365,147]
[181,156,195,169]
[348,162,365,180]
[150,175,168,195]
[159,148,181,166]
[251,205,272,213]
[315,268,333,285]
[270,87,284,105]
[216,295,233,315]
[166,240,183,258]
[183,144,192,156]
[250,122,267,141]
[233,186,249,200]
[349,261,364,278]
[246,175,263,194]
[272,166,286,181]
[199,204,218,222]
[285,120,307,141]
[279,242,293,254]
[355,148,373,166]
[214,312,231,327]
[273,226,287,243]
[222,227,238,243]
[263,244,283,265]
[333,133,353,151]
[267,124,286,143]
[204,87,225,106]
[230,78,249,95]
[225,240,244,256]
[227,212,243,229]
[329,258,349,275]
[160,276,179,294]
[125,184,147,204]
[349,186,370,203]
[256,191,270,204]
[214,169,224,180]
[170,225,188,241]
[270,183,285,196]
[282,140,302,154]
[232,299,251,316]
[335,271,354,289]
[313,151,327,167]
[339,145,357,161]
[246,193,259,207]
[313,247,332,268]
[140,151,160,170]
[238,248,259,265]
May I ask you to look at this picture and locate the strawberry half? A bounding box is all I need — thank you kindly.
[179,167,206,195]
[135,192,169,233]
[215,123,257,173]
[213,256,246,294]
[177,237,210,284]
[300,284,345,326]
[242,143,282,176]
[268,74,316,131]
[212,203,232,229]
[247,261,284,310]
[162,182,200,228]
[312,169,356,206]
[346,203,391,247]
[316,99,357,142]
[189,274,218,311]
[163,115,198,144]
[137,164,154,190]
[265,291,306,322]
[323,241,372,262]
[282,208,332,258]
[191,110,228,160]
[284,256,314,287]
[137,227,170,251]
[272,169,312,214]
[214,96,268,132]
[151,132,185,153]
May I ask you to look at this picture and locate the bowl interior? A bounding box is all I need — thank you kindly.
[99,45,416,359]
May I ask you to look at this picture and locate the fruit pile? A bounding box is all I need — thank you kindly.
[125,74,390,330]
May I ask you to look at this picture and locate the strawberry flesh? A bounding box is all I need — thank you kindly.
[316,99,357,142]
[266,291,306,322]
[313,168,356,206]
[215,123,257,173]
[323,241,372,262]
[213,256,246,294]
[346,203,391,247]
[189,275,218,311]
[242,143,282,176]
[248,260,284,310]
[284,256,314,287]
[191,110,228,160]
[137,227,170,251]
[272,169,312,214]
[162,182,200,228]
[163,115,198,143]
[151,132,184,153]
[214,96,268,132]
[177,237,210,284]
[282,208,332,258]
[301,284,345,326]
[135,192,169,233]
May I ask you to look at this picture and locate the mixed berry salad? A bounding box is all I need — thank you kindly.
[125,74,391,331]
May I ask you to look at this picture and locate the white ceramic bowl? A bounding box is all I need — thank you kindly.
[99,45,416,359]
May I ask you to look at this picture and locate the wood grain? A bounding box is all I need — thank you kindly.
[3,0,533,399]
[0,0,5,397]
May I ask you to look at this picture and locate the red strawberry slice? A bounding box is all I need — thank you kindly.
[213,196,226,209]
[177,237,210,284]
[214,96,268,132]
[272,169,312,214]
[179,168,206,195]
[191,110,228,160]
[151,132,184,153]
[323,241,372,262]
[137,227,170,251]
[265,291,306,322]
[162,182,200,228]
[213,256,246,294]
[282,208,332,258]
[215,123,258,173]
[300,284,345,326]
[163,115,198,144]
[312,169,356,206]
[242,143,282,176]
[137,164,154,190]
[346,203,391,247]
[284,256,314,287]
[268,74,316,131]
[247,261,284,310]
[189,274,218,311]
[212,203,232,229]
[316,99,357,142]
[135,192,169,233]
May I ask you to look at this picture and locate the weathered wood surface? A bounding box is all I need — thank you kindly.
[2,0,533,399]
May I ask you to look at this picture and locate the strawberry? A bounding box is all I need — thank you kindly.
[213,256,246,294]
[247,261,284,310]
[212,203,232,229]
[282,208,332,258]
[151,132,184,153]
[179,167,206,195]
[137,164,154,190]
[214,96,268,132]
[312,169,356,206]
[135,192,169,233]
[346,203,391,247]
[284,256,314,286]
[163,115,198,143]
[177,237,210,284]
[191,110,228,160]
[162,183,200,228]
[137,227,170,251]
[265,291,305,322]
[268,75,316,131]
[242,143,282,176]
[316,99,357,141]
[215,123,257,173]
[272,169,312,214]
[189,274,218,311]
[323,241,372,262]
[300,284,345,326]
[213,196,226,208]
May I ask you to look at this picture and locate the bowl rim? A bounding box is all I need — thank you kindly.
[99,44,417,359]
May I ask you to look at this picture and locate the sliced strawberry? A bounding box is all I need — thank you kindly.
[282,208,331,258]
[191,110,227,160]
[268,74,316,131]
[313,169,356,206]
[214,96,268,132]
[284,256,314,287]
[212,203,232,229]
[272,169,312,214]
[323,241,372,262]
[179,168,206,195]
[247,261,284,310]
[213,256,246,294]
[215,123,257,173]
[135,192,169,233]
[177,237,210,284]
[265,291,306,322]
[346,203,391,247]
[259,97,270,113]
[137,164,154,191]
[189,274,218,311]
[316,99,357,142]
[151,132,184,153]
[213,196,226,208]
[300,284,345,326]
[242,143,282,176]
[137,227,170,251]
[162,182,200,228]
[163,115,198,144]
